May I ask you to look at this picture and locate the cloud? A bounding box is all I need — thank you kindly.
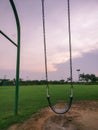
[39,0,98,73]
[46,40,98,72]
[49,48,98,80]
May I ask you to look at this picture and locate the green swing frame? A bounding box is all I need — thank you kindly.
[0,0,20,115]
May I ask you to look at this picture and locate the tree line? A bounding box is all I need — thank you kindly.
[0,79,66,86]
[79,73,98,83]
[0,73,98,86]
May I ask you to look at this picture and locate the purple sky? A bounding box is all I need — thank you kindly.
[0,0,98,80]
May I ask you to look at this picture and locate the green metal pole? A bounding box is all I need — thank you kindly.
[9,0,21,115]
[0,30,17,47]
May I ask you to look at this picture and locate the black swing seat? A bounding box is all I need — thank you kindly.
[47,96,73,114]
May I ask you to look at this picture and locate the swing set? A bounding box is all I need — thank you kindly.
[0,0,73,115]
[41,0,73,114]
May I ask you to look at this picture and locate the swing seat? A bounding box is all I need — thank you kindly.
[47,96,73,114]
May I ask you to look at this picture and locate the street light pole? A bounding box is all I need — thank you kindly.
[76,69,80,82]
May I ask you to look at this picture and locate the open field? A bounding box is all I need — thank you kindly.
[0,84,98,129]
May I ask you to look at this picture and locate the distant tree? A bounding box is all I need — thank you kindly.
[79,73,85,82]
[96,77,98,82]
[60,79,65,84]
[85,74,90,83]
[79,73,97,83]
[89,74,96,83]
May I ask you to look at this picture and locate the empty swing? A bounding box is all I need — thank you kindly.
[41,0,73,114]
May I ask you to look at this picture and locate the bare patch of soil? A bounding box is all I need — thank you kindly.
[8,101,98,130]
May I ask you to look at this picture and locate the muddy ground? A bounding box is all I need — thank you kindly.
[8,101,98,130]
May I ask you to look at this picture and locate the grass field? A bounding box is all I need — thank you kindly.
[0,84,98,129]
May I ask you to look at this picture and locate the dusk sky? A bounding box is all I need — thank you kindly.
[0,0,98,81]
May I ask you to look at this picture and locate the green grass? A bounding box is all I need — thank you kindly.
[0,84,98,129]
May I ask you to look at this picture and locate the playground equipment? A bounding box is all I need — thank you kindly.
[41,0,73,114]
[0,0,73,115]
[0,0,20,115]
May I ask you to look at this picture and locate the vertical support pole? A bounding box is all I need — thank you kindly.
[9,0,21,115]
